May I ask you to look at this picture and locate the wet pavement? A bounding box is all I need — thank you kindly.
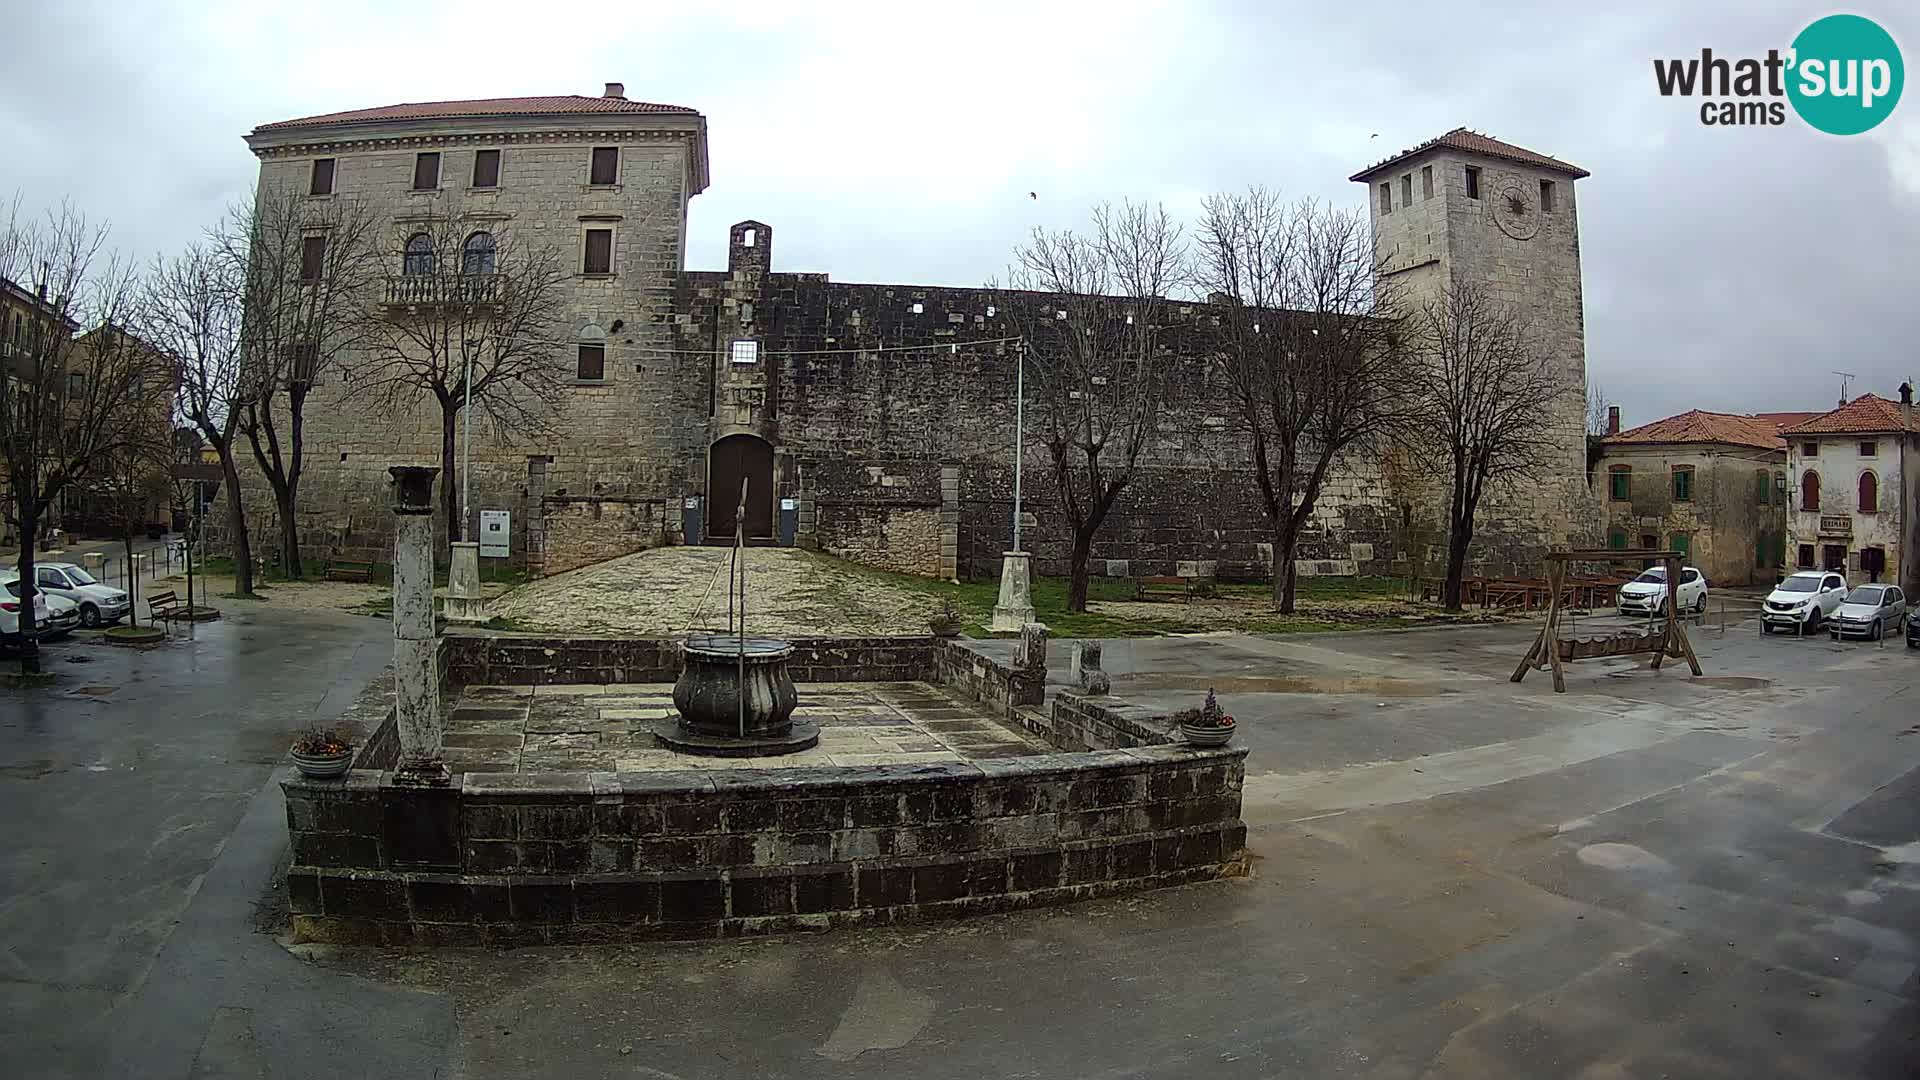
[4,608,1917,1077]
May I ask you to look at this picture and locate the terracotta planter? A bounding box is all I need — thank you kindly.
[290,748,353,778]
[1181,722,1235,747]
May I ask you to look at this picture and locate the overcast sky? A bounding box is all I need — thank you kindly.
[3,1,1915,425]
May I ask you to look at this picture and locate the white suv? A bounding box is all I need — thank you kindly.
[1617,565,1708,617]
[1761,571,1849,634]
[0,575,54,647]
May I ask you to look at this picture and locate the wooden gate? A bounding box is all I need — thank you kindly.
[707,434,774,539]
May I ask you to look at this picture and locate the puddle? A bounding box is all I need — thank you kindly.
[70,685,117,696]
[1577,842,1671,872]
[1689,676,1771,690]
[1109,673,1438,696]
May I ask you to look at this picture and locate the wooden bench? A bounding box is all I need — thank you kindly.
[323,560,375,583]
[147,589,182,623]
[1136,576,1191,602]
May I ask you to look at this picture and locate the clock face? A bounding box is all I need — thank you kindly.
[1492,182,1540,240]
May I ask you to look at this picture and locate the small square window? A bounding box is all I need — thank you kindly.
[576,344,605,381]
[1464,166,1481,200]
[309,158,335,196]
[1797,544,1815,569]
[730,340,759,365]
[1859,440,1877,456]
[1802,442,1818,457]
[299,235,326,282]
[412,152,440,191]
[583,229,613,275]
[590,147,619,186]
[1401,173,1412,206]
[1421,165,1433,199]
[1378,183,1392,214]
[472,149,500,188]
[1539,179,1555,212]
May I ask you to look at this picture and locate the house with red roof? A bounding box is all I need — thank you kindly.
[1781,390,1919,586]
[1597,408,1792,585]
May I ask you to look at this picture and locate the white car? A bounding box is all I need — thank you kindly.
[1829,584,1906,642]
[1617,565,1708,617]
[25,561,130,628]
[1,574,77,644]
[1760,570,1849,634]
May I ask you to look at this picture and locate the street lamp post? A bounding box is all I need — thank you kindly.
[445,337,488,625]
[991,338,1037,631]
[461,337,477,541]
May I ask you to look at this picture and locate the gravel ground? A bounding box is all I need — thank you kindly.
[491,548,942,636]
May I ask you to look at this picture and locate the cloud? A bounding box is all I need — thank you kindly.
[1,0,1914,423]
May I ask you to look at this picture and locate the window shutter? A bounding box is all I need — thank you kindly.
[472,149,500,188]
[590,147,619,186]
[583,230,612,274]
[577,344,605,381]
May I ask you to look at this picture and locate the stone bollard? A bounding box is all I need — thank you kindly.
[1010,621,1048,708]
[389,466,448,787]
[444,541,488,625]
[1070,641,1110,695]
[990,551,1037,632]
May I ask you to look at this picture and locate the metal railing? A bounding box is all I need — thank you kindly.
[382,273,505,307]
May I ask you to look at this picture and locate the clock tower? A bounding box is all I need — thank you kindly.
[1351,128,1599,566]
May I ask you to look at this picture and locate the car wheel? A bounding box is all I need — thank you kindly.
[79,604,99,629]
[1694,593,1708,614]
[1871,620,1883,641]
[1808,609,1822,632]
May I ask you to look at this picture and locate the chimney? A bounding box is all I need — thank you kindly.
[1901,381,1914,407]
[1607,405,1620,435]
[603,82,625,100]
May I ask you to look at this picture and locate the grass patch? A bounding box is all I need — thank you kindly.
[833,562,1419,638]
[199,555,529,589]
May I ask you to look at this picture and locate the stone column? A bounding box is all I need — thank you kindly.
[1009,621,1048,707]
[390,466,448,787]
[939,466,960,582]
[525,455,550,579]
[445,541,487,625]
[990,551,1036,631]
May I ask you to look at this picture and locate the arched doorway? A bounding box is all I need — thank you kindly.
[708,434,775,540]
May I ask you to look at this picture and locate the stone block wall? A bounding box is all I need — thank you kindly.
[283,746,1248,944]
[538,495,668,577]
[816,502,942,577]
[932,639,1045,719]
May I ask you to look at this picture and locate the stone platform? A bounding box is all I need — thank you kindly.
[440,682,1048,774]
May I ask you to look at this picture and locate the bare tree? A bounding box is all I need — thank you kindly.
[352,208,573,547]
[0,197,156,672]
[1408,280,1572,610]
[1585,379,1613,437]
[997,201,1186,612]
[90,349,177,624]
[1197,191,1409,612]
[142,243,257,597]
[220,189,384,579]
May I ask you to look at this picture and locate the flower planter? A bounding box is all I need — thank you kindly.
[1181,722,1236,747]
[290,749,353,778]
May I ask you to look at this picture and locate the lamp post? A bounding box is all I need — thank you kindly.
[991,338,1037,631]
[461,336,478,541]
[446,337,488,625]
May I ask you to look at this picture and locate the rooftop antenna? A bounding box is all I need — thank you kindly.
[1832,370,1856,406]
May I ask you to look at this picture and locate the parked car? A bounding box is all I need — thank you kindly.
[23,562,130,628]
[1761,570,1850,634]
[1909,606,1920,649]
[1830,584,1906,642]
[0,573,76,644]
[1617,565,1708,617]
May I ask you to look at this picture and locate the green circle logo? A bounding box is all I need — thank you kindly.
[1787,14,1904,135]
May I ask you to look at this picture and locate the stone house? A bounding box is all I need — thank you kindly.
[1781,390,1920,587]
[0,276,83,547]
[239,91,1600,581]
[1595,408,1792,586]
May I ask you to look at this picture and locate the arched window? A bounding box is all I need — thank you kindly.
[461,231,496,275]
[402,233,434,276]
[1859,471,1878,513]
[1801,469,1821,511]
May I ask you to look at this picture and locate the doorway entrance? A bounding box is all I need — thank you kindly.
[1862,545,1886,582]
[708,434,775,540]
[1822,544,1848,573]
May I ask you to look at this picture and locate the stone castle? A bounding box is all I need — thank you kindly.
[241,85,1597,580]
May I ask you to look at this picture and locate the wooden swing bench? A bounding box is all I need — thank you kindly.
[1512,549,1702,693]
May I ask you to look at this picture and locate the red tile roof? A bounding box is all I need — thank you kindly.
[1781,393,1918,435]
[1748,410,1823,428]
[254,95,698,133]
[1350,127,1589,182]
[1603,410,1788,451]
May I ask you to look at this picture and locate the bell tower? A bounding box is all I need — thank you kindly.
[1352,128,1599,559]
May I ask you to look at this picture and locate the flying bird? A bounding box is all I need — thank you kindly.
[1370,133,1380,139]
[1029,191,1037,200]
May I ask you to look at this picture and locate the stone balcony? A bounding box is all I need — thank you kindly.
[382,273,504,307]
